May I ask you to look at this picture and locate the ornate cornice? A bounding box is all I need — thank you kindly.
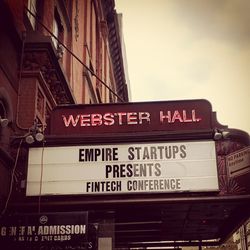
[22,32,75,105]
[101,0,128,102]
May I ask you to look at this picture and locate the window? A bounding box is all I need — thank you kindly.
[52,17,59,48]
[27,0,37,30]
[52,9,64,50]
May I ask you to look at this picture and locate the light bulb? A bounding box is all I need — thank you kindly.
[25,134,35,144]
[35,132,44,142]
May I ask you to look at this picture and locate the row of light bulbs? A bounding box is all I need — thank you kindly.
[1,117,45,144]
[25,130,44,144]
[25,120,45,144]
[3,116,231,144]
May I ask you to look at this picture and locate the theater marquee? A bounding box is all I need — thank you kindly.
[49,99,213,135]
[26,140,218,196]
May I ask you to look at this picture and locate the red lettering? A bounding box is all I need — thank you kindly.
[103,113,115,126]
[127,112,138,125]
[91,114,102,126]
[62,115,80,127]
[80,114,91,126]
[139,112,150,124]
[64,110,206,128]
[192,110,202,122]
[182,110,192,122]
[159,111,171,123]
[171,111,183,123]
[160,110,202,124]
[116,112,127,125]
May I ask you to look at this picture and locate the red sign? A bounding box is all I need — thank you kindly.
[49,99,212,135]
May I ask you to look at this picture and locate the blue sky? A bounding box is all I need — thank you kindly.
[115,0,250,134]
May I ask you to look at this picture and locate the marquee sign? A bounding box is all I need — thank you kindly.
[49,99,212,135]
[26,140,218,196]
[0,212,88,249]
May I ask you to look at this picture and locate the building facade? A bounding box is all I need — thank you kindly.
[1,1,250,250]
[0,0,128,214]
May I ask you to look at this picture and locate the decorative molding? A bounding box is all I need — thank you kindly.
[74,0,79,41]
[22,33,75,105]
[100,20,108,38]
[101,1,128,102]
[23,51,70,104]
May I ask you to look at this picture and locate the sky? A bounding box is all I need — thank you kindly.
[115,0,250,134]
